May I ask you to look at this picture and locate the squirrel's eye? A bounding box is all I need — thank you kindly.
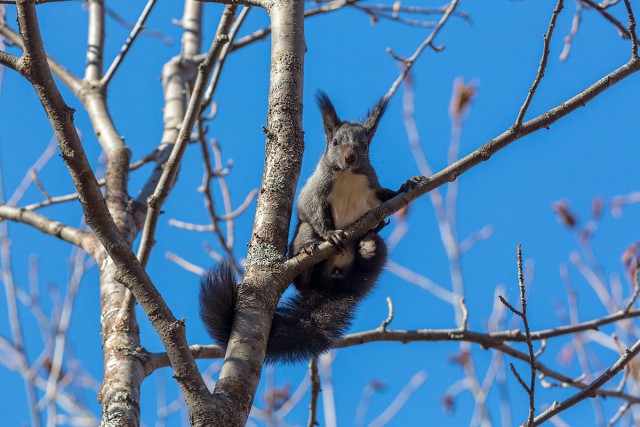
[332,139,338,146]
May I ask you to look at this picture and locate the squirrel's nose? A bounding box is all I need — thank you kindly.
[345,152,356,164]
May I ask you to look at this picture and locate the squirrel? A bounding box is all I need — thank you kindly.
[200,91,420,364]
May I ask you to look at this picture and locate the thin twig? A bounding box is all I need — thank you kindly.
[581,0,634,41]
[624,265,639,312]
[101,0,158,87]
[165,252,206,276]
[459,298,468,331]
[518,245,536,425]
[515,0,564,126]
[529,336,640,425]
[368,371,427,427]
[607,402,632,426]
[385,0,459,100]
[201,6,251,114]
[379,297,394,331]
[136,6,236,268]
[560,1,582,62]
[622,0,638,58]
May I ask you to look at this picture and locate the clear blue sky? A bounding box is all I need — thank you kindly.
[1,0,640,426]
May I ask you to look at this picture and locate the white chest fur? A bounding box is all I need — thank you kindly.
[327,171,381,230]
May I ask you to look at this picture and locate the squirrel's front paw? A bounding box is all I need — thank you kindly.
[400,175,427,192]
[301,243,317,255]
[358,232,378,260]
[324,230,346,253]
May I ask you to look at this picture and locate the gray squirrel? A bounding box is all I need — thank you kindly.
[199,91,421,363]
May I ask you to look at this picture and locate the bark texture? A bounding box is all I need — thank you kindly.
[210,0,307,425]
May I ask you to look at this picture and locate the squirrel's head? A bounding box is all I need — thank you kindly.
[316,91,388,172]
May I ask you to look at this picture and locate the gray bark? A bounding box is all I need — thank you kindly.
[210,0,307,425]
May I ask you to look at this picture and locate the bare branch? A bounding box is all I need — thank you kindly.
[307,358,320,427]
[530,337,640,425]
[623,0,638,58]
[165,252,206,275]
[368,371,427,427]
[144,345,225,375]
[85,0,105,81]
[196,133,241,272]
[515,0,564,126]
[202,6,251,113]
[581,0,633,40]
[13,2,217,422]
[283,55,640,287]
[101,0,158,87]
[0,226,41,427]
[136,5,236,268]
[199,0,268,8]
[501,245,536,426]
[385,0,460,100]
[0,48,18,70]
[379,297,394,331]
[560,1,582,62]
[0,205,95,252]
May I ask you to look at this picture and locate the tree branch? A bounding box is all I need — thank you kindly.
[211,0,306,424]
[136,5,236,268]
[515,0,564,126]
[385,0,460,100]
[280,56,640,287]
[101,0,158,87]
[530,337,640,425]
[13,2,217,424]
[0,205,95,253]
[199,0,269,8]
[0,49,18,70]
[0,7,82,92]
[84,0,105,81]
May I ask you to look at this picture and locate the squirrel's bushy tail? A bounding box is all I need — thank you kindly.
[199,262,376,364]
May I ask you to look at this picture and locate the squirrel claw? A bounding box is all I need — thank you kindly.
[301,243,317,255]
[372,219,390,234]
[400,175,427,192]
[326,230,346,253]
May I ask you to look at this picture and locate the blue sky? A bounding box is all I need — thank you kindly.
[1,0,640,426]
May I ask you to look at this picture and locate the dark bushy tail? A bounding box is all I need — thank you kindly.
[199,264,367,364]
[199,235,385,364]
[266,286,364,364]
[199,263,237,349]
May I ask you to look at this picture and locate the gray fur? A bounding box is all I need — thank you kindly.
[200,91,419,364]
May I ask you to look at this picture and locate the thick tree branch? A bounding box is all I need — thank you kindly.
[13,2,217,424]
[211,0,305,425]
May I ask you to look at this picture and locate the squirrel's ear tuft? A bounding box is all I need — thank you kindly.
[364,96,389,141]
[316,91,340,142]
